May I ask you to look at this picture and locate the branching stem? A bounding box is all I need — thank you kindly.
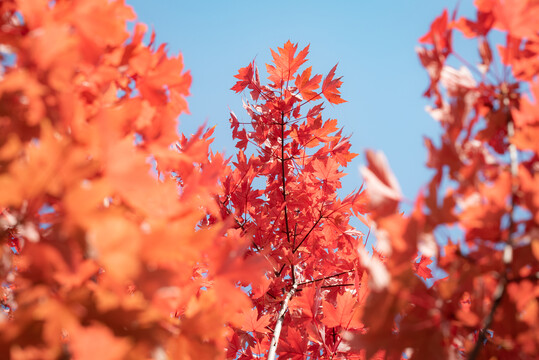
[280,111,292,245]
[267,282,298,360]
[297,270,354,286]
[268,111,297,359]
[293,215,323,253]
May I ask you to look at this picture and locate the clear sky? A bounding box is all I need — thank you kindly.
[125,0,476,211]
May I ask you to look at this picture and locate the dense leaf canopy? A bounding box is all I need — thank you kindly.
[0,1,538,359]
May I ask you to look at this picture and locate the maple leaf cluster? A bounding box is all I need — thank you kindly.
[221,34,513,360]
[0,1,260,359]
[348,2,539,359]
[223,40,377,359]
[1,0,537,359]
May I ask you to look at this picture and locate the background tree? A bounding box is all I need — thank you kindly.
[348,2,539,359]
[0,0,261,358]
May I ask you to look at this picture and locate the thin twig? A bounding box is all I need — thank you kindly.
[275,263,287,278]
[321,283,354,289]
[280,111,292,245]
[219,199,261,252]
[293,214,323,253]
[297,270,354,286]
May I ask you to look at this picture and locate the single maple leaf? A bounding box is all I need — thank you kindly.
[241,307,271,334]
[328,136,357,166]
[313,118,339,142]
[418,9,451,53]
[360,149,402,216]
[311,158,345,184]
[105,137,185,219]
[231,62,255,93]
[289,285,321,320]
[491,0,539,39]
[454,12,495,38]
[321,64,346,104]
[266,40,309,87]
[295,66,322,101]
[72,0,135,48]
[277,327,308,359]
[414,255,433,280]
[321,291,363,329]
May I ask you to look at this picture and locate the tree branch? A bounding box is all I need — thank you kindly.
[280,111,292,245]
[267,111,299,360]
[267,282,298,360]
[297,270,354,286]
[321,283,354,289]
[293,214,323,253]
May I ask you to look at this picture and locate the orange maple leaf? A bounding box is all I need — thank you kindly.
[266,40,309,87]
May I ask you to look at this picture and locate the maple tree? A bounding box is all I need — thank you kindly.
[222,40,370,359]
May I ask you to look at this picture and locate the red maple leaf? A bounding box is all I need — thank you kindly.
[277,327,308,359]
[321,291,363,329]
[295,66,322,101]
[311,158,345,184]
[360,149,402,216]
[321,64,346,104]
[232,61,255,93]
[241,308,271,334]
[414,255,433,280]
[418,9,452,53]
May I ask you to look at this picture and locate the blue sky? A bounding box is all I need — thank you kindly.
[125,0,476,210]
